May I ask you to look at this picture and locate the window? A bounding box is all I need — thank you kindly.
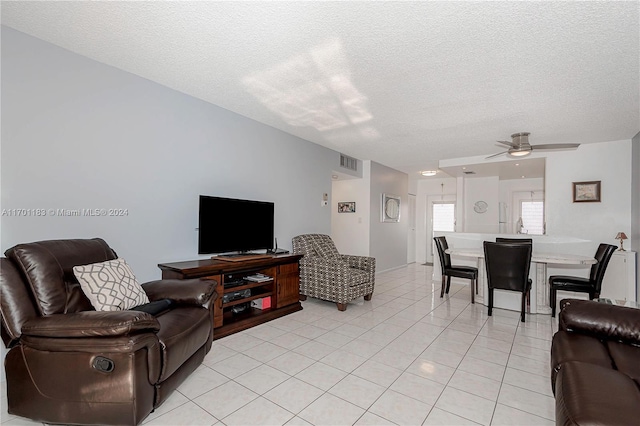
[512,190,544,235]
[520,200,544,235]
[433,202,455,232]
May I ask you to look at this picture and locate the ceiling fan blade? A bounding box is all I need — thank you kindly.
[485,151,508,159]
[531,143,580,150]
[496,140,515,147]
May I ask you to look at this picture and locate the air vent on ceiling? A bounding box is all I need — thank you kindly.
[340,154,358,171]
[463,171,476,175]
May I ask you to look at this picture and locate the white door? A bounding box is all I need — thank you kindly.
[407,194,416,263]
[427,196,456,262]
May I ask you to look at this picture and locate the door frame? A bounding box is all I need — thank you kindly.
[426,194,456,262]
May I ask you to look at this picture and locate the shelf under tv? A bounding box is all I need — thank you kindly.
[223,280,273,294]
[158,254,302,339]
[223,289,273,308]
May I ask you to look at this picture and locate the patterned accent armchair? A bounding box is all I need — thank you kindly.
[292,234,375,311]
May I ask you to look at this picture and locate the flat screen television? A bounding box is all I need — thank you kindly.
[198,195,274,255]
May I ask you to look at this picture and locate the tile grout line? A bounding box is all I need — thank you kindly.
[487,314,521,426]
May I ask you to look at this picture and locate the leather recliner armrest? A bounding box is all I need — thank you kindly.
[142,278,217,305]
[559,299,640,345]
[21,311,160,338]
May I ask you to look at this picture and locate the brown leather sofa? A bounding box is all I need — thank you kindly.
[1,238,217,425]
[551,299,640,426]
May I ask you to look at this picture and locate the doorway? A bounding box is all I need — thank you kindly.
[407,194,416,263]
[426,195,456,263]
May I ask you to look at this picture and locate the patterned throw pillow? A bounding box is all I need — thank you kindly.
[73,258,149,311]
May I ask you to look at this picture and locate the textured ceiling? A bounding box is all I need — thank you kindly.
[2,1,638,179]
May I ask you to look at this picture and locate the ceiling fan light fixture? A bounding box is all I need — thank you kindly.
[511,132,530,144]
[508,149,531,157]
[487,131,579,159]
[420,170,437,176]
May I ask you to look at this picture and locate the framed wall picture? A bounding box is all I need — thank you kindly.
[381,193,401,222]
[573,181,601,203]
[338,202,356,213]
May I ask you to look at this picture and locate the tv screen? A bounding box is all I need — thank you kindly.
[198,195,274,255]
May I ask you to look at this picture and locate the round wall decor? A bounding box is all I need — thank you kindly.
[381,193,401,222]
[473,200,488,214]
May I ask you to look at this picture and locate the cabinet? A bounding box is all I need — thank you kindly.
[601,251,637,302]
[158,254,302,339]
[276,262,301,308]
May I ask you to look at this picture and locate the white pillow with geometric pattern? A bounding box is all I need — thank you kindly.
[73,258,149,311]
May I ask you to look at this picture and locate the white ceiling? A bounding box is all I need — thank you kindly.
[439,157,545,181]
[2,1,638,179]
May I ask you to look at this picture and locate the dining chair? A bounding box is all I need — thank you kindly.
[496,237,533,245]
[433,236,478,303]
[483,241,532,322]
[549,243,617,317]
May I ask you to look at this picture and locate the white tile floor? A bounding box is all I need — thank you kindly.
[1,264,556,425]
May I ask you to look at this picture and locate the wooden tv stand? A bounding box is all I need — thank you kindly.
[158,254,302,340]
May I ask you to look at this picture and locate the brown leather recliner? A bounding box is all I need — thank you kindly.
[551,299,640,425]
[0,238,218,425]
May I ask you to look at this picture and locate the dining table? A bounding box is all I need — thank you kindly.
[444,248,597,314]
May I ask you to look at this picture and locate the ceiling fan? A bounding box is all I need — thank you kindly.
[486,132,580,159]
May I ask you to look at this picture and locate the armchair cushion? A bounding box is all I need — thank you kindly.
[558,298,640,345]
[155,306,212,380]
[312,240,340,260]
[555,361,640,426]
[607,341,640,382]
[74,258,149,311]
[5,238,117,315]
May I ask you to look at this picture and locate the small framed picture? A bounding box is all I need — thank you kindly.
[573,181,601,203]
[338,202,356,213]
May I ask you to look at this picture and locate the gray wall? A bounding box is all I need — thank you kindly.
[1,26,338,281]
[632,131,640,294]
[369,161,408,272]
